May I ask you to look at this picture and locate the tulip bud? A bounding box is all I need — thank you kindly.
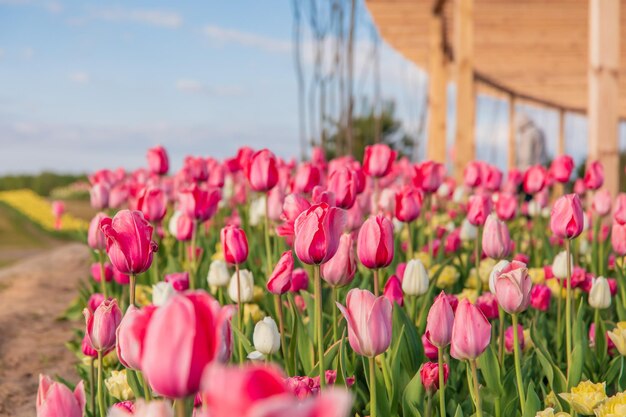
[294,202,346,265]
[267,251,294,295]
[207,259,231,287]
[488,259,510,294]
[395,186,422,223]
[179,184,221,222]
[611,223,626,256]
[592,189,612,217]
[245,149,279,192]
[116,305,156,371]
[83,299,122,353]
[90,183,110,210]
[450,299,491,361]
[357,214,394,269]
[608,323,626,356]
[504,324,524,354]
[248,317,281,360]
[327,166,358,209]
[482,214,511,259]
[589,277,611,309]
[37,374,85,417]
[221,225,249,265]
[137,186,167,222]
[321,233,356,287]
[550,194,584,239]
[91,262,113,283]
[550,155,574,183]
[495,193,517,221]
[88,212,108,250]
[293,162,321,194]
[152,282,175,307]
[476,292,499,320]
[530,284,551,312]
[420,362,449,394]
[228,269,254,303]
[425,291,455,348]
[614,194,626,225]
[383,275,404,306]
[552,251,573,279]
[402,259,429,296]
[363,144,396,178]
[494,260,531,314]
[147,145,169,175]
[422,334,439,360]
[584,160,604,191]
[523,165,547,194]
[413,160,444,193]
[164,272,189,292]
[290,268,309,292]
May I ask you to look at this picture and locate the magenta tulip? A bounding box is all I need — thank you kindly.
[246,149,279,192]
[383,275,404,306]
[523,165,547,194]
[37,374,85,417]
[165,272,190,291]
[321,233,357,287]
[90,262,113,283]
[178,184,221,222]
[395,185,422,223]
[293,162,321,194]
[420,362,449,394]
[612,222,626,256]
[495,193,517,221]
[291,268,310,292]
[363,144,396,178]
[357,214,394,269]
[90,182,110,210]
[220,225,248,265]
[147,145,169,175]
[137,185,167,222]
[476,292,499,320]
[584,160,604,190]
[116,305,156,370]
[464,161,484,188]
[267,251,294,295]
[88,212,108,250]
[530,284,551,311]
[467,194,492,226]
[327,166,358,209]
[550,194,584,239]
[100,210,158,275]
[83,298,122,353]
[494,260,532,314]
[482,214,511,259]
[413,160,444,193]
[293,202,346,265]
[336,288,392,357]
[614,193,626,225]
[550,155,574,183]
[450,299,492,360]
[425,291,455,348]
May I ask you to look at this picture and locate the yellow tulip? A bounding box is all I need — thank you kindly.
[607,322,626,356]
[594,391,626,417]
[559,380,607,415]
[105,370,134,401]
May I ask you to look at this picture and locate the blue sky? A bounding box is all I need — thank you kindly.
[0,0,613,175]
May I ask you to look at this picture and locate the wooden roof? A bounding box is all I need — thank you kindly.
[366,0,626,117]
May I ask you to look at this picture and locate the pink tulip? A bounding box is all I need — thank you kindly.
[495,193,517,221]
[450,299,492,360]
[293,162,321,194]
[550,155,574,183]
[395,185,422,223]
[484,165,503,191]
[51,200,65,218]
[220,225,248,265]
[109,400,175,417]
[383,275,404,306]
[336,288,393,357]
[504,324,525,353]
[550,194,584,239]
[147,145,169,175]
[165,272,190,291]
[90,182,110,209]
[420,362,449,394]
[185,156,209,181]
[422,334,438,360]
[327,166,358,209]
[413,160,444,193]
[100,210,158,275]
[467,194,492,226]
[357,214,394,269]
[523,165,547,194]
[464,161,484,188]
[530,284,551,311]
[206,157,225,188]
[142,291,230,398]
[109,184,129,209]
[246,149,279,192]
[267,186,285,221]
[83,298,122,353]
[282,193,311,222]
[88,212,108,250]
[482,214,511,259]
[612,222,626,256]
[174,213,194,241]
[321,233,356,287]
[291,268,310,292]
[36,374,85,417]
[294,202,346,265]
[116,305,156,370]
[81,334,98,358]
[90,262,113,283]
[494,260,532,314]
[87,293,104,312]
[137,186,167,222]
[592,189,612,217]
[574,178,586,196]
[476,292,499,320]
[584,160,604,190]
[178,184,221,222]
[267,251,294,295]
[614,193,626,225]
[444,229,461,254]
[425,291,455,348]
[363,144,396,178]
[312,185,336,206]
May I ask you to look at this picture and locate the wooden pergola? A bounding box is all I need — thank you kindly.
[366,0,624,195]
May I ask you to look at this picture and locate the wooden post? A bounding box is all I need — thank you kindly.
[558,109,566,156]
[453,0,475,178]
[507,94,516,170]
[588,0,620,195]
[427,11,447,163]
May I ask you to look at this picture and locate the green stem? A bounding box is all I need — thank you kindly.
[498,306,505,365]
[469,359,483,417]
[314,265,325,388]
[475,227,482,295]
[236,263,244,364]
[438,347,446,417]
[511,314,526,414]
[274,294,288,370]
[373,269,380,296]
[137,371,152,401]
[174,399,186,417]
[264,194,273,274]
[98,250,108,299]
[594,308,601,352]
[369,356,377,417]
[406,222,414,260]
[90,358,96,416]
[189,221,197,290]
[129,274,136,307]
[97,351,106,417]
[332,287,338,343]
[565,239,573,381]
[426,392,432,417]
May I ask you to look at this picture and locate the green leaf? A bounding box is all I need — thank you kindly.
[126,370,143,400]
[453,405,464,417]
[522,381,541,417]
[401,370,424,417]
[478,345,503,396]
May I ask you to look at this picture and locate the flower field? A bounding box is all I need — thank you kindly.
[37,145,626,417]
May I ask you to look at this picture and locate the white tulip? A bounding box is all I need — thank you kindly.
[207,259,230,287]
[248,316,281,360]
[248,196,266,227]
[552,251,573,279]
[437,182,450,198]
[168,210,182,237]
[527,200,541,217]
[228,269,254,303]
[488,259,511,294]
[152,282,175,307]
[579,239,590,255]
[541,207,551,219]
[589,277,611,309]
[460,218,477,241]
[452,187,466,204]
[402,259,429,296]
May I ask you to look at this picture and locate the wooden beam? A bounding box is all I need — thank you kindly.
[508,94,516,170]
[427,11,448,163]
[588,0,620,195]
[453,0,475,177]
[558,109,566,155]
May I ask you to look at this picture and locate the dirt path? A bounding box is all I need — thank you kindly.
[0,243,91,417]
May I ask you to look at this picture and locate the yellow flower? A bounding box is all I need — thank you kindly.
[244,303,264,324]
[559,381,607,415]
[528,268,546,285]
[457,288,478,303]
[253,286,265,303]
[535,408,571,417]
[523,329,534,352]
[594,391,626,417]
[434,265,459,288]
[478,258,497,284]
[211,242,224,261]
[607,322,626,356]
[105,370,134,401]
[414,253,432,269]
[547,279,567,300]
[134,285,153,307]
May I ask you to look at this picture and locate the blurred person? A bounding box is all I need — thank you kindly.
[516,113,547,171]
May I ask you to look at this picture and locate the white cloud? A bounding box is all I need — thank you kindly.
[92,7,182,29]
[202,25,291,54]
[175,78,244,97]
[45,0,62,13]
[68,71,90,84]
[21,47,34,60]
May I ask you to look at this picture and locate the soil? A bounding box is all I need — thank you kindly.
[0,243,90,417]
